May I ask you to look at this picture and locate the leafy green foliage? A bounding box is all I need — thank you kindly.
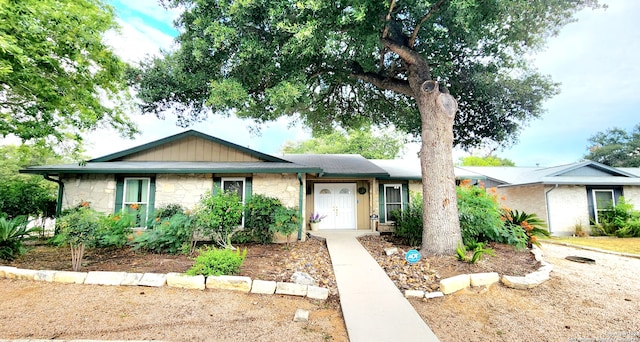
[0,216,38,261]
[52,204,101,271]
[244,194,282,244]
[392,192,424,246]
[502,209,550,247]
[456,242,496,264]
[458,155,515,166]
[584,124,640,167]
[282,126,405,159]
[132,212,195,255]
[186,246,247,276]
[154,203,186,220]
[0,0,138,153]
[95,211,135,248]
[592,198,640,238]
[193,190,244,249]
[269,206,299,247]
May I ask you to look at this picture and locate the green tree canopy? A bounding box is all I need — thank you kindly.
[282,126,405,159]
[585,124,640,167]
[134,0,598,254]
[0,0,138,153]
[459,155,515,167]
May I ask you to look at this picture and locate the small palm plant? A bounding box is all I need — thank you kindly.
[502,209,550,247]
[0,216,38,261]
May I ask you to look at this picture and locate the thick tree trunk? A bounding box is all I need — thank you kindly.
[416,80,462,255]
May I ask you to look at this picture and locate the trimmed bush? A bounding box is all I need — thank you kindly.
[186,246,247,276]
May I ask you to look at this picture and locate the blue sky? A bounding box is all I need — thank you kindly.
[88,0,640,167]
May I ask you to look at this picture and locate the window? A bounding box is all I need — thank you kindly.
[384,184,403,222]
[222,178,246,204]
[122,177,151,227]
[592,189,615,224]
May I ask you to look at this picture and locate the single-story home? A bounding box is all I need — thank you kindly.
[20,130,640,238]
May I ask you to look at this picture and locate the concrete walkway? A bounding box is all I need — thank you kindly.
[312,231,439,342]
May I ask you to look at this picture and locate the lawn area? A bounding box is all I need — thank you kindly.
[545,236,640,255]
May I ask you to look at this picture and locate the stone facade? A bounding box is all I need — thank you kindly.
[623,186,640,209]
[253,173,301,208]
[155,174,212,209]
[61,174,116,213]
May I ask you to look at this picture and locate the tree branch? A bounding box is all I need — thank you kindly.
[350,71,413,97]
[408,0,448,48]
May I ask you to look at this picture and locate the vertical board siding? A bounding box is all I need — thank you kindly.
[120,137,261,162]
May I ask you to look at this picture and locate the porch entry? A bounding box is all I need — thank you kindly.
[313,183,357,230]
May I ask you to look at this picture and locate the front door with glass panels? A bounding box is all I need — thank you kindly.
[313,183,356,229]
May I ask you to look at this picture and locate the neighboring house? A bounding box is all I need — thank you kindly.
[21,130,640,239]
[458,162,640,236]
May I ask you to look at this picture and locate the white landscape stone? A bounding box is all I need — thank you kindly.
[439,274,471,294]
[307,286,329,300]
[120,273,144,286]
[138,273,167,287]
[54,271,88,284]
[85,271,128,286]
[470,272,500,287]
[0,266,17,278]
[206,275,252,293]
[275,282,308,297]
[384,247,398,256]
[166,273,205,290]
[424,291,445,299]
[404,290,425,298]
[291,271,316,286]
[6,268,37,280]
[251,279,277,294]
[293,309,309,322]
[33,270,57,282]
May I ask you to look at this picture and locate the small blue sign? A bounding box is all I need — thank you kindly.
[405,249,422,264]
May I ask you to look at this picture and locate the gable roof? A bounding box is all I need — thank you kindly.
[282,154,389,178]
[91,130,289,163]
[370,159,487,180]
[460,160,640,187]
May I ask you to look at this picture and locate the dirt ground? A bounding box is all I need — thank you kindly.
[3,237,637,341]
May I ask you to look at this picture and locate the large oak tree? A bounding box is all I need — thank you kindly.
[134,0,598,255]
[0,0,137,153]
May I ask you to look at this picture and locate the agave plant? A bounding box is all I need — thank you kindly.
[0,216,38,261]
[502,209,550,247]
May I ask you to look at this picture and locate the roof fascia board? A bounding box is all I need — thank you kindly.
[20,167,323,175]
[90,130,289,163]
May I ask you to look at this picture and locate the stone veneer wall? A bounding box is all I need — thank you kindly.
[252,173,301,208]
[497,184,547,223]
[155,174,212,210]
[61,174,116,213]
[408,180,422,195]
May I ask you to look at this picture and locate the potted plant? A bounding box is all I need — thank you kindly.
[309,212,326,231]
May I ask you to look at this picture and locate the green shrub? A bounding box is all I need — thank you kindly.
[154,203,185,220]
[593,197,640,238]
[193,190,244,249]
[455,241,495,264]
[95,210,135,248]
[132,212,195,254]
[269,206,299,247]
[53,204,101,271]
[502,209,550,247]
[0,216,38,261]
[244,194,282,244]
[392,192,423,246]
[186,246,247,276]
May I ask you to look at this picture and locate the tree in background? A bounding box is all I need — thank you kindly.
[282,126,405,159]
[0,145,59,219]
[133,0,598,254]
[459,155,515,167]
[584,124,640,167]
[0,0,138,154]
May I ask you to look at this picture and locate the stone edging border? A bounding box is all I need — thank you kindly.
[0,267,329,301]
[404,245,553,299]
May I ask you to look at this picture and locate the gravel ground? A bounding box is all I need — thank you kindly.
[415,242,640,341]
[0,279,347,341]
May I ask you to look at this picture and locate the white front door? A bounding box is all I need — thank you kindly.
[314,183,357,230]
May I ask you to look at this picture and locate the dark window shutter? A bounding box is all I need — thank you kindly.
[213,177,221,195]
[379,184,385,223]
[402,184,409,210]
[114,177,124,214]
[149,177,156,213]
[244,177,253,203]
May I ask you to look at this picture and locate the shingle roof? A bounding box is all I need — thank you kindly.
[369,159,487,180]
[282,154,389,177]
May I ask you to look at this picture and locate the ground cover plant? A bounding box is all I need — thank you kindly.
[0,216,38,261]
[186,246,247,276]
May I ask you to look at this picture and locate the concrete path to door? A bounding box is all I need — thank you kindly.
[312,231,440,342]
